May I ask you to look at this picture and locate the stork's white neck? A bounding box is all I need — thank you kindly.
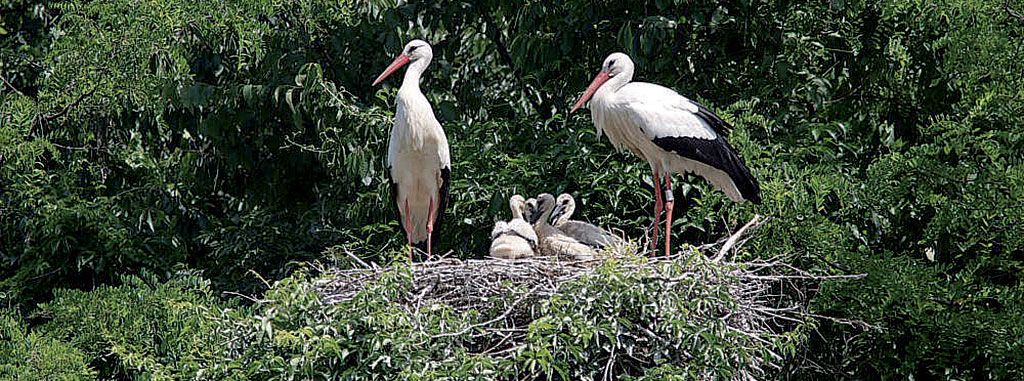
[601,67,633,97]
[510,199,525,220]
[400,58,431,92]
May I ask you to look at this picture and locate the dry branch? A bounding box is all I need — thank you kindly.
[713,215,766,262]
[1007,6,1024,22]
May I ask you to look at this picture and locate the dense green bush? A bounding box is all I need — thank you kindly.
[3,0,1023,378]
[14,256,806,379]
[34,270,228,378]
[0,308,95,380]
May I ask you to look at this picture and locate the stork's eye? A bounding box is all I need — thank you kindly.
[409,45,419,52]
[608,59,616,66]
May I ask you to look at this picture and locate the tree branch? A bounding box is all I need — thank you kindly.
[713,215,765,262]
[1006,6,1024,22]
[1,74,27,97]
[36,85,99,127]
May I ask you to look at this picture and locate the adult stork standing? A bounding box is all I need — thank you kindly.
[570,52,761,257]
[372,39,451,260]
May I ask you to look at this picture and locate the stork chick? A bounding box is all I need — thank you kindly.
[529,193,598,260]
[550,193,624,249]
[490,195,538,259]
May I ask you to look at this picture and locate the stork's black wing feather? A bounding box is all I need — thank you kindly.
[651,136,761,204]
[649,101,760,203]
[430,165,451,249]
[692,101,732,137]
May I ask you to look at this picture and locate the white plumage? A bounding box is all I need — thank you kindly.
[374,40,451,259]
[550,193,624,249]
[490,195,538,259]
[572,52,760,257]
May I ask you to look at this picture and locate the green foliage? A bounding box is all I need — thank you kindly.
[0,308,96,380]
[2,0,1023,378]
[35,269,226,379]
[515,257,803,379]
[1,0,373,302]
[14,258,803,379]
[210,266,496,379]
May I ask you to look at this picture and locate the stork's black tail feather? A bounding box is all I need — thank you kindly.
[651,100,761,204]
[725,145,761,204]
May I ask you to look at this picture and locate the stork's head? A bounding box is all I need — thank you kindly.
[525,197,539,224]
[532,193,557,224]
[402,39,433,62]
[372,39,433,86]
[509,194,527,219]
[550,193,576,225]
[601,52,633,77]
[571,52,634,113]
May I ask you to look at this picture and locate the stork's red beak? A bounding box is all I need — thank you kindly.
[372,54,411,86]
[571,70,611,113]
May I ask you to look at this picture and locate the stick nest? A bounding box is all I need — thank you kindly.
[313,217,869,379]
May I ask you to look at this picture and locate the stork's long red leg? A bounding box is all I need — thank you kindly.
[426,198,436,261]
[663,175,674,258]
[404,199,413,261]
[652,172,664,257]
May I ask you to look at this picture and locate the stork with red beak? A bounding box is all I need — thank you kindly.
[373,39,451,260]
[571,52,761,257]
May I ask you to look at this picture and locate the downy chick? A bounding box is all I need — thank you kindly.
[490,195,538,259]
[551,193,624,249]
[528,193,597,260]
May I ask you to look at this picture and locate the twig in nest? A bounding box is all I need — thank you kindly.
[713,215,765,262]
[343,247,371,269]
[313,246,869,377]
[431,284,542,339]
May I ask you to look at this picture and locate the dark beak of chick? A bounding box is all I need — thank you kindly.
[527,202,542,224]
[550,204,566,224]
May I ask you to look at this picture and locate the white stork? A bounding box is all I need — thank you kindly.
[372,39,451,260]
[571,52,761,257]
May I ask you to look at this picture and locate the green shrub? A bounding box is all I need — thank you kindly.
[34,270,228,379]
[0,308,96,380]
[20,254,812,379]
